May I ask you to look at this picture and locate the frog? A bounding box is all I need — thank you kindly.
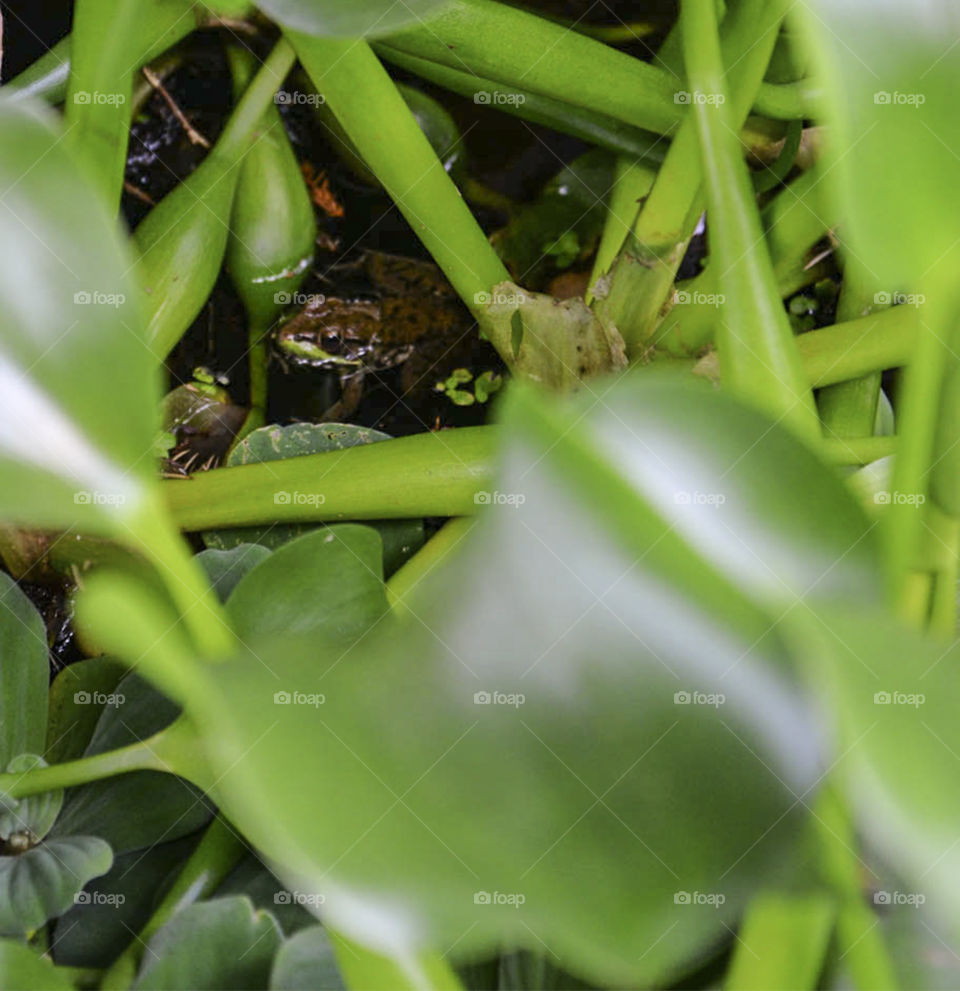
[272,251,474,419]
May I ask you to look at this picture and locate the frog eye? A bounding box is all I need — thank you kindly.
[321,332,343,355]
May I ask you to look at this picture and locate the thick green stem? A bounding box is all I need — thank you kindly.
[384,0,681,136]
[375,47,670,165]
[65,0,143,211]
[164,426,497,532]
[595,0,786,355]
[812,787,899,990]
[654,164,831,356]
[290,35,508,336]
[0,735,165,798]
[683,0,818,440]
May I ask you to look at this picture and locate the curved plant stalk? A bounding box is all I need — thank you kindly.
[884,291,960,606]
[137,38,297,358]
[163,425,497,531]
[753,77,820,120]
[0,716,198,800]
[330,931,465,991]
[654,164,832,356]
[386,516,475,616]
[289,35,515,353]
[64,0,199,211]
[225,46,316,435]
[100,815,247,989]
[822,435,896,466]
[586,158,657,305]
[593,0,788,357]
[682,0,817,440]
[7,5,202,105]
[375,46,670,165]
[817,259,887,440]
[723,890,836,990]
[383,0,682,136]
[811,787,899,990]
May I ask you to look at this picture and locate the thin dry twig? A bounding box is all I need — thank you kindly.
[142,64,211,147]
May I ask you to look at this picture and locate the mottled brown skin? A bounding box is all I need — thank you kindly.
[274,252,473,418]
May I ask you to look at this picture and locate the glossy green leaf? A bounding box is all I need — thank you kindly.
[203,423,424,576]
[52,672,212,854]
[0,940,72,991]
[260,0,450,38]
[145,374,877,985]
[0,835,112,937]
[798,0,960,289]
[45,656,127,764]
[269,926,344,990]
[226,526,386,643]
[52,836,198,968]
[133,896,282,990]
[197,544,273,603]
[0,572,47,766]
[0,755,62,843]
[0,97,156,534]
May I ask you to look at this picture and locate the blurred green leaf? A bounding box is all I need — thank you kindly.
[799,0,960,289]
[149,374,876,985]
[0,835,112,937]
[790,604,960,926]
[0,572,47,766]
[0,98,156,534]
[133,896,281,990]
[0,939,72,990]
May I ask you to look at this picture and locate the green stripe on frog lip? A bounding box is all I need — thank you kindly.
[280,340,363,366]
